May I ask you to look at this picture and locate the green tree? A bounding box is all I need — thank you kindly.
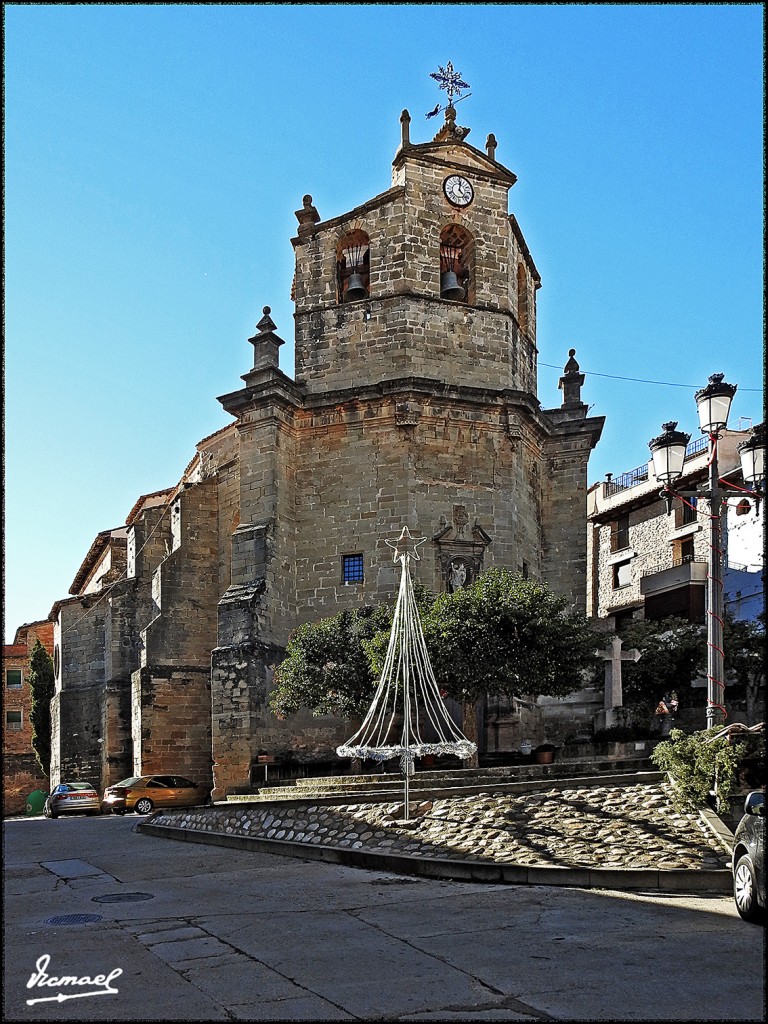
[612,612,765,724]
[28,639,55,777]
[270,569,599,761]
[269,604,393,720]
[420,570,599,754]
[722,613,765,724]
[612,616,706,717]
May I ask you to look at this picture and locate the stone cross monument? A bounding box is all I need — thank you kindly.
[597,635,641,727]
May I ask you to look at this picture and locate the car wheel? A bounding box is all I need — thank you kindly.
[734,855,763,923]
[135,798,154,815]
[43,804,52,819]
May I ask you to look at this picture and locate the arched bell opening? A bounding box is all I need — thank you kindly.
[439,225,474,304]
[336,230,371,304]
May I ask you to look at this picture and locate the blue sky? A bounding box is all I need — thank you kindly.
[4,4,764,641]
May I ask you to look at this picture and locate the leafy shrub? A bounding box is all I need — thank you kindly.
[650,728,746,813]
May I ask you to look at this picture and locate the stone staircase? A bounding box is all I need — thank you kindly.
[223,756,660,806]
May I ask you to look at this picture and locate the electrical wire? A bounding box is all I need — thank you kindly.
[538,361,763,393]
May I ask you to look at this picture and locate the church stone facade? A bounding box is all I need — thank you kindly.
[48,104,604,800]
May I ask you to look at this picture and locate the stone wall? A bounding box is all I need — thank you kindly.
[141,479,220,667]
[134,477,221,787]
[539,415,601,614]
[3,754,49,816]
[51,598,106,788]
[291,389,544,609]
[2,616,54,812]
[131,666,213,785]
[484,687,604,753]
[96,504,174,788]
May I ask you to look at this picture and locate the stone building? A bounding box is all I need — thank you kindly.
[47,102,605,798]
[586,427,765,727]
[586,428,765,629]
[2,620,53,814]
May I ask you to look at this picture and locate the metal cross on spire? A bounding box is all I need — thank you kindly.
[426,62,471,119]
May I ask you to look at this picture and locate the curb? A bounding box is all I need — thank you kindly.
[662,771,736,857]
[138,820,732,894]
[698,804,735,854]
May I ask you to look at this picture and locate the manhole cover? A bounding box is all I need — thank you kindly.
[92,892,154,903]
[45,914,103,925]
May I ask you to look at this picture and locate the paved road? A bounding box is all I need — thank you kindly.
[3,814,764,1022]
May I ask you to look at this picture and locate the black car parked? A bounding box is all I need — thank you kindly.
[732,790,765,923]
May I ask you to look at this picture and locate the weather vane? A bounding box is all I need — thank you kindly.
[426,61,471,119]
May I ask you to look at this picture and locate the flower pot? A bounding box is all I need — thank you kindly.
[535,750,554,764]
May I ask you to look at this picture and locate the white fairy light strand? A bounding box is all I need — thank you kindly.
[337,527,476,770]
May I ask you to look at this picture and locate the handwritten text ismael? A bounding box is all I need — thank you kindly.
[26,954,122,1005]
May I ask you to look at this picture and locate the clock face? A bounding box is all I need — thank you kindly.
[443,175,474,208]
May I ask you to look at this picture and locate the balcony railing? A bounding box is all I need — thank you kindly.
[606,436,709,496]
[685,435,709,458]
[641,554,696,578]
[605,464,648,495]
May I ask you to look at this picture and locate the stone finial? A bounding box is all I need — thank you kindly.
[255,306,277,334]
[564,348,580,374]
[400,109,411,149]
[294,194,320,236]
[246,306,284,372]
[432,103,471,143]
[486,133,497,160]
[558,348,586,408]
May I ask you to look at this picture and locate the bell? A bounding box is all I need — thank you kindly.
[440,270,465,301]
[344,273,368,302]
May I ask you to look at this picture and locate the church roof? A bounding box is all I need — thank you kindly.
[69,527,129,595]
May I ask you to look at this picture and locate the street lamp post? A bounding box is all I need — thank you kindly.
[648,375,764,730]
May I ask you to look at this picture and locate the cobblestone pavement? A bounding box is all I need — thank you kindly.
[153,780,729,870]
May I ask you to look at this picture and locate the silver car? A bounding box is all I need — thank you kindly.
[44,782,102,818]
[732,791,765,923]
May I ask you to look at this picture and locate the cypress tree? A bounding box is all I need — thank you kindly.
[28,638,54,776]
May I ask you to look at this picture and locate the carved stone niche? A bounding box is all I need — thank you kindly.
[395,399,421,429]
[433,507,492,592]
[504,406,523,445]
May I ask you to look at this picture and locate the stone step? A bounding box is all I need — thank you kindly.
[225,757,655,804]
[277,757,650,789]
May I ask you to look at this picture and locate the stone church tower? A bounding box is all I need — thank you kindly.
[210,104,604,798]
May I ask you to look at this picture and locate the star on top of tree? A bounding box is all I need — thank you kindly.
[385,526,427,563]
[429,62,470,106]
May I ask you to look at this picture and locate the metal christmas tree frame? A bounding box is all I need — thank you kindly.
[337,526,476,817]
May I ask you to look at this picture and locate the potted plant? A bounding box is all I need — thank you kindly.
[533,742,558,765]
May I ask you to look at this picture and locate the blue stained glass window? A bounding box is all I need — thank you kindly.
[342,554,364,584]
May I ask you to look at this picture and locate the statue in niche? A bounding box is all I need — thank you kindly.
[448,560,468,592]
